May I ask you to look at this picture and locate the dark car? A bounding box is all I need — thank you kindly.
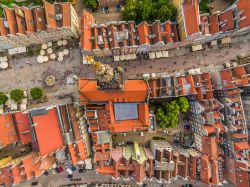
[79,168,86,173]
[31,181,38,186]
[55,167,60,173]
[58,166,64,172]
[43,171,49,176]
[71,165,76,171]
[67,174,73,179]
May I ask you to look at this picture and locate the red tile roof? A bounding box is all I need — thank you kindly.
[14,112,32,144]
[219,9,234,32]
[4,8,18,35]
[80,11,94,51]
[182,0,200,36]
[43,1,57,29]
[32,109,64,156]
[0,114,18,148]
[234,141,250,151]
[209,13,220,34]
[23,7,35,33]
[61,3,71,27]
[14,6,26,34]
[0,18,9,36]
[79,79,148,103]
[237,0,250,29]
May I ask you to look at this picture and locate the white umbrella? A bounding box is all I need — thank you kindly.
[47,48,53,54]
[57,40,62,46]
[58,56,63,62]
[37,56,44,64]
[41,43,48,50]
[62,40,67,46]
[50,53,56,60]
[58,51,64,57]
[63,49,69,56]
[0,61,8,69]
[47,41,52,47]
[40,50,45,56]
[43,56,49,62]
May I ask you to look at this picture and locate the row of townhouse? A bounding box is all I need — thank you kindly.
[146,65,250,186]
[0,104,90,186]
[0,1,79,52]
[80,0,250,61]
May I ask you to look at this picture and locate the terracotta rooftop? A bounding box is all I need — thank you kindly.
[182,0,200,36]
[79,79,148,103]
[0,114,18,148]
[234,141,250,151]
[209,13,220,34]
[237,0,250,29]
[218,9,235,32]
[32,108,64,156]
[14,112,32,144]
[0,1,74,37]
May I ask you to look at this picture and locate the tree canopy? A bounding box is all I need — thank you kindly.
[10,89,24,104]
[0,92,8,105]
[155,97,189,128]
[30,87,43,100]
[83,0,97,9]
[178,97,189,113]
[122,0,178,23]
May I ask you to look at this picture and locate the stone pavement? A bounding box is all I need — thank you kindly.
[1,40,250,111]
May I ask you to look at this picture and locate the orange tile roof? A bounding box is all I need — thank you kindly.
[76,140,87,160]
[233,133,248,139]
[137,22,150,45]
[219,9,234,32]
[183,0,200,36]
[237,0,250,29]
[203,125,216,135]
[32,109,64,156]
[68,143,78,165]
[61,3,71,27]
[79,79,148,103]
[200,155,211,185]
[4,8,18,35]
[214,122,225,133]
[44,1,57,29]
[234,141,250,151]
[80,11,94,51]
[23,7,35,33]
[14,6,26,34]
[209,13,220,34]
[0,114,18,148]
[68,104,82,141]
[12,165,24,185]
[201,136,218,159]
[0,18,10,36]
[32,7,46,32]
[14,112,32,144]
[40,155,55,170]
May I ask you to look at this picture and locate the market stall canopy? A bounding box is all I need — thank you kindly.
[62,40,68,46]
[47,48,53,54]
[40,50,45,56]
[0,61,8,69]
[50,53,56,60]
[63,49,69,56]
[41,43,48,50]
[37,56,44,64]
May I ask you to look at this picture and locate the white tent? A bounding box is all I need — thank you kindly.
[47,41,53,47]
[57,40,62,46]
[47,48,53,54]
[40,50,45,56]
[58,56,63,62]
[50,53,56,60]
[41,43,48,50]
[37,56,44,63]
[63,49,69,56]
[0,61,8,69]
[43,56,49,62]
[62,40,68,46]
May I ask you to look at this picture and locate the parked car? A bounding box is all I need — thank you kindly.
[71,165,76,171]
[67,174,73,179]
[31,182,38,186]
[43,171,49,176]
[58,166,64,173]
[78,168,86,173]
[55,167,60,173]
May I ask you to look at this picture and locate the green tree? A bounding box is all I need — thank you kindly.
[122,0,138,21]
[30,87,43,100]
[0,92,8,105]
[158,5,172,22]
[10,89,24,104]
[83,0,97,9]
[178,97,189,113]
[140,0,153,21]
